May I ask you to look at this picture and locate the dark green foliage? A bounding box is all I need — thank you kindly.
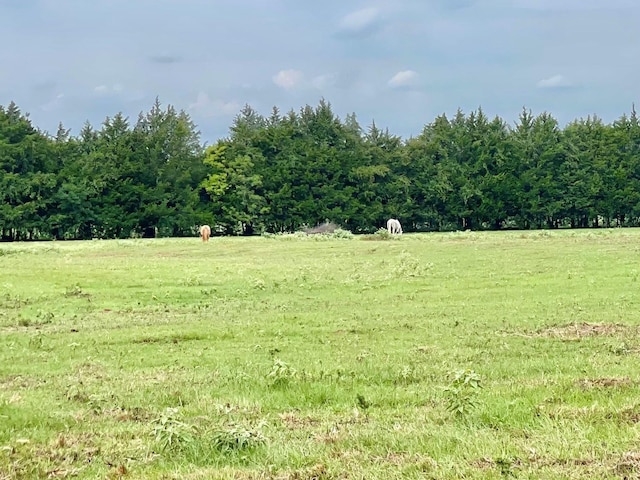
[2,99,640,240]
[1,99,204,240]
[0,102,56,240]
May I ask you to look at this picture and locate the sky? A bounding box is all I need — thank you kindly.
[1,0,639,144]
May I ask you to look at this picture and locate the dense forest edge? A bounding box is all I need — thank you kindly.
[1,98,640,241]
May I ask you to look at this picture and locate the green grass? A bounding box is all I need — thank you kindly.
[2,229,640,479]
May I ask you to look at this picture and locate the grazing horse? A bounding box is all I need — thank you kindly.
[199,225,212,242]
[386,218,403,235]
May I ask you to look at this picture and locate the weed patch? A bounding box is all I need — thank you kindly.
[211,422,267,453]
[360,227,400,241]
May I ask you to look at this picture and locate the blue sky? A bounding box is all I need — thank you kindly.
[1,0,638,144]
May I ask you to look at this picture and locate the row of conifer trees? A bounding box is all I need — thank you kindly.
[1,98,639,240]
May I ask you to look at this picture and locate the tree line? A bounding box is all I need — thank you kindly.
[1,98,640,240]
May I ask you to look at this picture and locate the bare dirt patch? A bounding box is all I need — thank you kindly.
[537,404,601,420]
[132,332,206,344]
[576,377,635,389]
[612,451,640,478]
[471,455,602,477]
[168,463,333,480]
[2,433,99,479]
[535,322,636,339]
[617,405,640,424]
[0,374,46,390]
[102,406,154,423]
[278,411,320,430]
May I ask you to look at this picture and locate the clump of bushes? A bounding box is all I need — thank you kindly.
[261,222,353,240]
[361,228,399,241]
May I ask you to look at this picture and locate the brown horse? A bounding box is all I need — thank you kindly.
[199,225,212,242]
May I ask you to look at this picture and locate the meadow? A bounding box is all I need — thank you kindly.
[1,229,640,479]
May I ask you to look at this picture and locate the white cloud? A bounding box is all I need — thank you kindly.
[536,74,573,89]
[388,70,419,88]
[272,69,304,89]
[94,84,124,95]
[188,92,239,117]
[338,7,380,34]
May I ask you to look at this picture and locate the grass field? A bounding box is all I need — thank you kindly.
[2,229,640,479]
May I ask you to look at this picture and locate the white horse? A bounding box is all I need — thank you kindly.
[199,225,211,242]
[386,218,402,235]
